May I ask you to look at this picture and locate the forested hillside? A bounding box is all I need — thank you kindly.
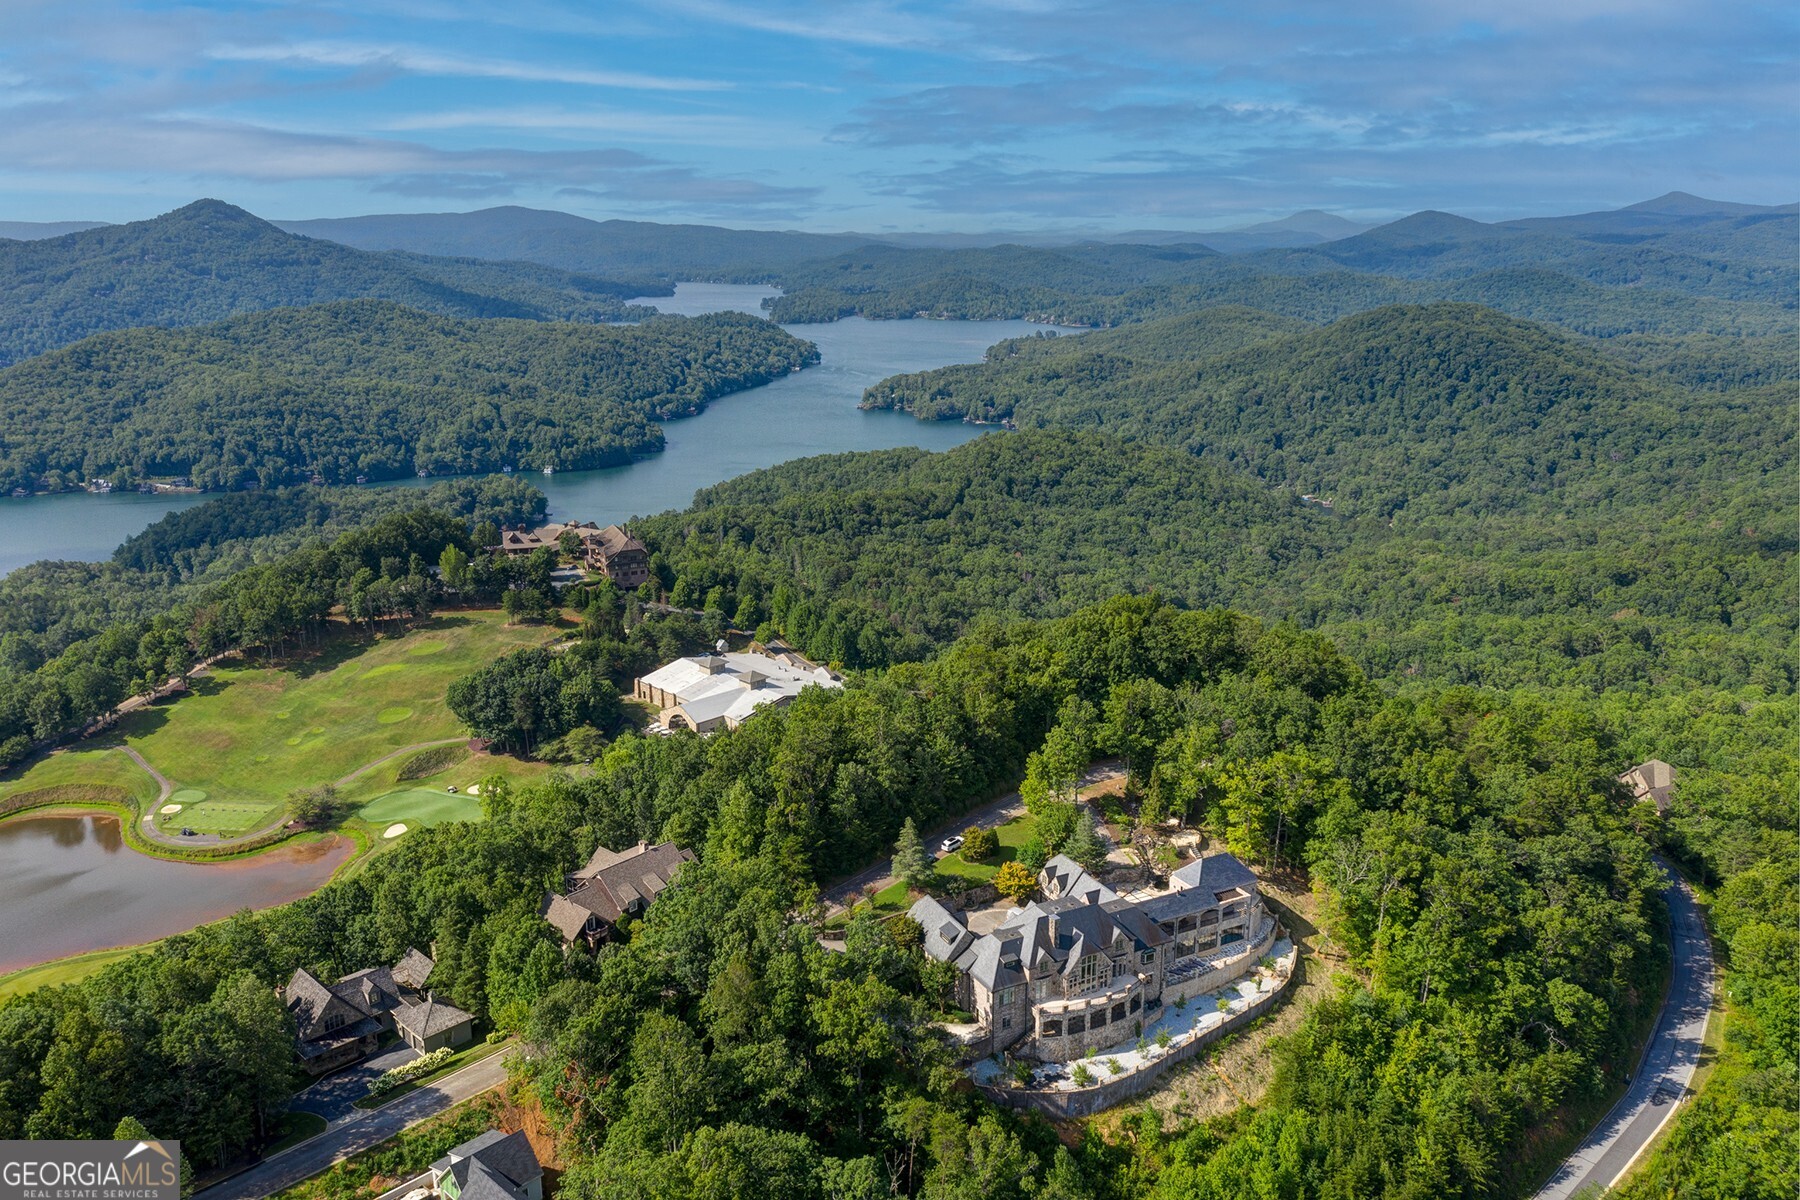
[864,303,1792,521]
[0,301,817,492]
[0,595,1674,1200]
[638,430,1793,692]
[0,199,669,364]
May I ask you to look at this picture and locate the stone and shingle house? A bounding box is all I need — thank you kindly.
[427,1130,543,1200]
[1619,759,1677,812]
[912,851,1271,1061]
[283,949,476,1074]
[487,521,650,589]
[540,840,694,948]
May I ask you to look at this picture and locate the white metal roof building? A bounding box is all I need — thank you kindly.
[633,651,842,733]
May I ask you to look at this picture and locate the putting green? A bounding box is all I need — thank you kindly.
[408,641,447,656]
[361,663,406,681]
[169,788,209,805]
[359,788,482,828]
[377,706,413,724]
[173,800,279,835]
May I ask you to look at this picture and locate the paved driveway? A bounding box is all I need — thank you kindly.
[290,1044,419,1126]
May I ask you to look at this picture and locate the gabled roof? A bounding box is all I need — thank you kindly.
[592,524,646,558]
[392,948,435,991]
[432,1130,542,1196]
[1140,851,1260,924]
[334,966,405,1016]
[571,840,693,909]
[285,968,349,1040]
[539,891,595,941]
[908,896,973,963]
[1038,854,1117,904]
[394,994,474,1039]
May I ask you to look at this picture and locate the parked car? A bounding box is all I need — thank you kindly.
[446,786,458,793]
[940,835,965,854]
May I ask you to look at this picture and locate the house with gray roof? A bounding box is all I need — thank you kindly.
[284,948,474,1073]
[428,1130,543,1200]
[911,850,1269,1061]
[540,839,694,948]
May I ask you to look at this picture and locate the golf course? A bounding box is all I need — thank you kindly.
[0,611,562,842]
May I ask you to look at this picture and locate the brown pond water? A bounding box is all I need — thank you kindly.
[0,814,352,973]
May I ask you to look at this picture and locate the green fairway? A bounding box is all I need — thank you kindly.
[0,612,556,836]
[359,788,483,827]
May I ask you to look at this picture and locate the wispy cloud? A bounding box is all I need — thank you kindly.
[208,41,730,91]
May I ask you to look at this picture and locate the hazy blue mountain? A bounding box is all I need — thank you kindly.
[0,199,663,364]
[0,220,112,240]
[276,205,872,279]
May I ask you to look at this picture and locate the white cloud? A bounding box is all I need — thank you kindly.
[208,40,731,91]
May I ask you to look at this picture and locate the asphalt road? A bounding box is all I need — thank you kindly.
[1533,863,1715,1199]
[195,1049,514,1200]
[820,761,1126,909]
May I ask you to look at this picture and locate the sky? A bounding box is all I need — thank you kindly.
[0,0,1794,232]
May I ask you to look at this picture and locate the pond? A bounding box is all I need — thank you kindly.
[0,814,352,974]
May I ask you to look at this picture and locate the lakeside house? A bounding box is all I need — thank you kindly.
[634,648,841,734]
[424,1130,544,1200]
[282,948,475,1074]
[488,521,651,588]
[541,839,694,949]
[911,851,1271,1062]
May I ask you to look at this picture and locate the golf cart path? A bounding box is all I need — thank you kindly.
[126,738,469,850]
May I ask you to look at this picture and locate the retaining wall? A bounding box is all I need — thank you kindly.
[978,938,1295,1119]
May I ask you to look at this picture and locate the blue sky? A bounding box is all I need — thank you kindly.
[0,0,1793,230]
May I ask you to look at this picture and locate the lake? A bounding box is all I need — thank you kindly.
[0,814,353,974]
[0,285,1067,575]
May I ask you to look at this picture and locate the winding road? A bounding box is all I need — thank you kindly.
[194,1049,515,1200]
[1533,863,1715,1198]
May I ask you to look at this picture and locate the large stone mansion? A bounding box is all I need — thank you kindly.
[911,850,1272,1061]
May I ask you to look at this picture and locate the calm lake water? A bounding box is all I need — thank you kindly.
[0,284,1068,574]
[0,814,352,974]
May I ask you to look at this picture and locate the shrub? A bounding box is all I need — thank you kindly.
[993,861,1036,904]
[960,825,999,862]
[367,1047,457,1098]
[1155,1028,1172,1049]
[1105,1058,1122,1076]
[1071,1063,1093,1087]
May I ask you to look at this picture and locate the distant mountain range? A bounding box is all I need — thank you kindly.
[0,199,666,365]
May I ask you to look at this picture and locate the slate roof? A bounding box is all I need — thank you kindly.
[394,994,475,1039]
[1038,854,1117,904]
[908,896,973,963]
[431,1130,542,1197]
[1138,852,1259,924]
[1620,759,1677,810]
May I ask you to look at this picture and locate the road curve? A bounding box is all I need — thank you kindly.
[194,1049,514,1200]
[1533,862,1714,1199]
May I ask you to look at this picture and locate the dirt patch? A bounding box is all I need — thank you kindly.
[1103,873,1354,1131]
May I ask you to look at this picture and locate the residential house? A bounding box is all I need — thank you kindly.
[427,1130,543,1200]
[634,650,841,734]
[912,851,1271,1062]
[283,948,475,1074]
[487,521,650,588]
[1619,759,1677,812]
[541,839,694,948]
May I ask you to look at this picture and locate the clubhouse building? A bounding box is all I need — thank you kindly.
[634,648,842,734]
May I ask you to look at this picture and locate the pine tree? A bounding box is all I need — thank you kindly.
[892,817,932,890]
[1065,809,1107,871]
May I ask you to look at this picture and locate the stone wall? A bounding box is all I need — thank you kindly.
[977,937,1294,1119]
[1161,918,1279,1008]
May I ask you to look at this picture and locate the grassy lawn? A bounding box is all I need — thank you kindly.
[0,943,147,1002]
[265,1111,328,1157]
[932,814,1037,884]
[352,1037,511,1110]
[0,746,161,806]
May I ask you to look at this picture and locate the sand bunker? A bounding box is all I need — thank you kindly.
[383,823,408,839]
[466,783,481,796]
[159,803,183,814]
